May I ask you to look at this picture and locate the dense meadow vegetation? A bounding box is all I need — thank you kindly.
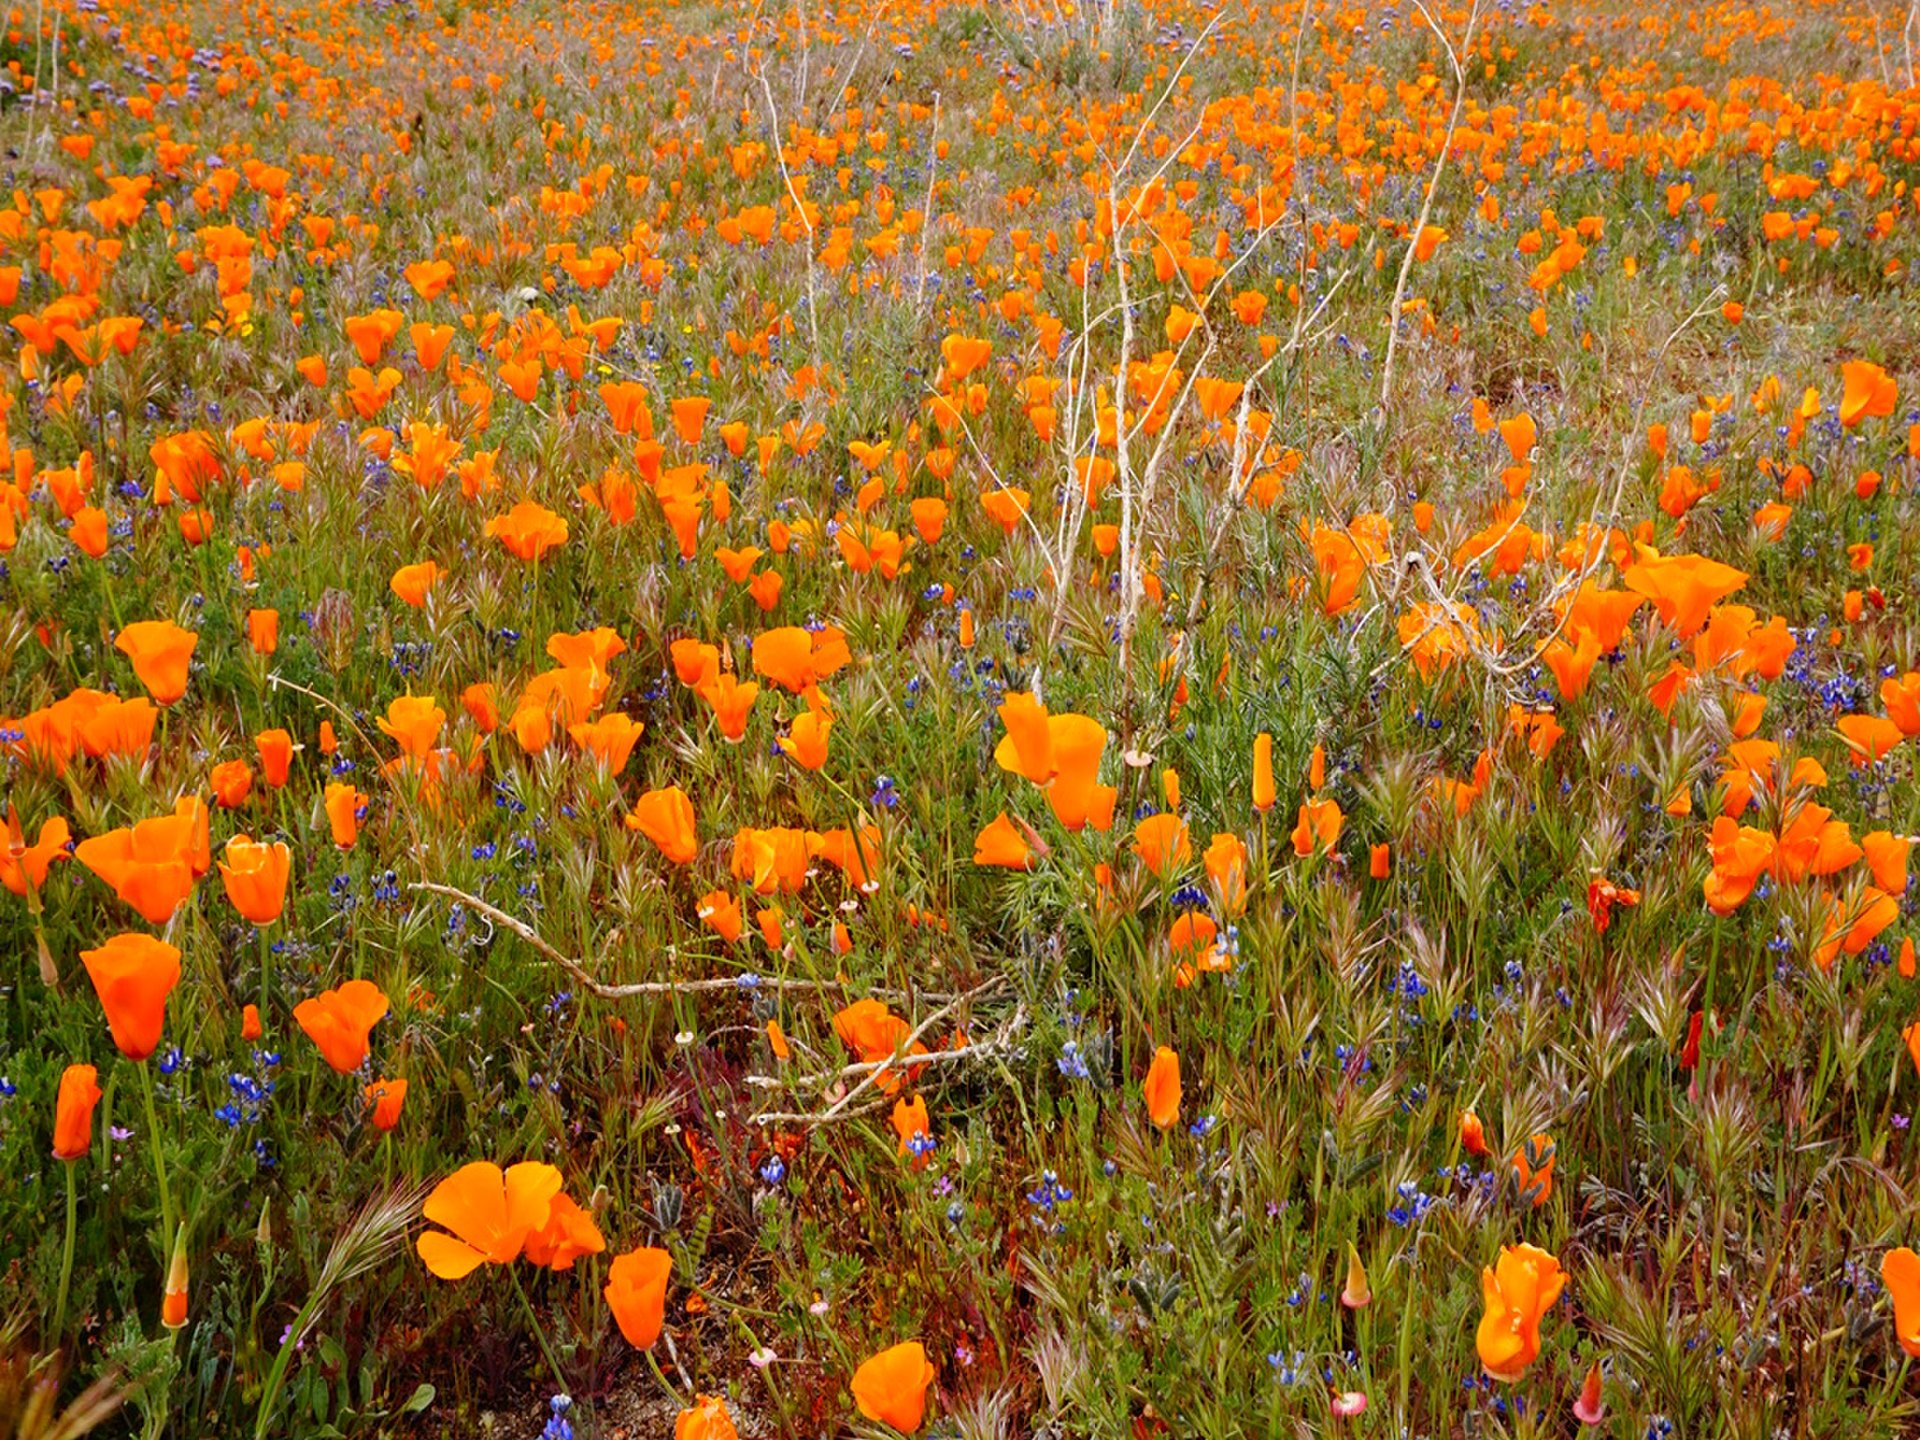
[3,0,1920,1433]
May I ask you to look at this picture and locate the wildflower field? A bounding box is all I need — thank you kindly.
[6,0,1920,1432]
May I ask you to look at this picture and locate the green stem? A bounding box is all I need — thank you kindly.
[53,1159,78,1340]
[259,924,273,1019]
[644,1347,683,1405]
[510,1265,569,1397]
[140,1060,177,1244]
[252,1289,324,1440]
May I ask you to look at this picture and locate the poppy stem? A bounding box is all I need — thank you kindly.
[140,1059,177,1245]
[259,924,273,1019]
[643,1347,683,1405]
[53,1158,78,1339]
[508,1264,568,1397]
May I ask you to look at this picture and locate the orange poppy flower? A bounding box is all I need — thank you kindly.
[1836,713,1904,765]
[390,561,444,608]
[669,396,711,445]
[53,1062,102,1160]
[1144,1045,1181,1129]
[325,782,366,848]
[849,1341,936,1434]
[1586,877,1640,934]
[729,826,811,895]
[114,619,199,706]
[809,825,884,891]
[778,710,831,770]
[749,626,818,693]
[522,1192,607,1271]
[1509,1133,1555,1206]
[1046,714,1109,831]
[1310,523,1374,615]
[626,786,699,865]
[1290,798,1343,857]
[405,258,454,300]
[972,812,1032,870]
[696,888,744,942]
[256,729,295,787]
[832,998,909,1066]
[293,978,390,1073]
[462,684,500,734]
[910,497,947,544]
[978,486,1030,536]
[671,638,720,687]
[219,836,290,925]
[993,692,1054,784]
[379,695,446,760]
[416,1160,564,1279]
[79,933,182,1060]
[79,696,156,762]
[70,506,108,558]
[1862,832,1911,895]
[569,712,644,773]
[1203,832,1248,917]
[1703,816,1774,914]
[605,1246,673,1348]
[364,1077,408,1131]
[0,813,71,896]
[210,759,253,809]
[1477,1244,1565,1382]
[485,500,569,561]
[892,1095,932,1163]
[1413,224,1448,262]
[74,798,208,924]
[1815,887,1900,970]
[675,1395,738,1440]
[1132,813,1192,877]
[698,673,759,741]
[1622,552,1748,637]
[1884,1249,1920,1358]
[1875,671,1920,737]
[1839,360,1898,427]
[247,608,279,656]
[547,626,626,673]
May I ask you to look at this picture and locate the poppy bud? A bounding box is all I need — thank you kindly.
[1143,1046,1181,1130]
[52,1063,102,1161]
[1251,733,1274,813]
[1340,1244,1371,1309]
[1573,1360,1606,1425]
[1460,1109,1489,1158]
[1680,1011,1704,1071]
[162,1225,189,1329]
[363,1077,408,1131]
[241,1003,262,1041]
